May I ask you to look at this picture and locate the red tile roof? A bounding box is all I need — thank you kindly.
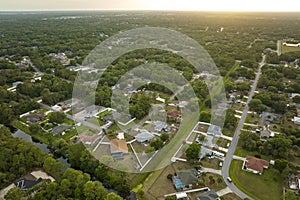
[167,109,182,118]
[245,156,269,174]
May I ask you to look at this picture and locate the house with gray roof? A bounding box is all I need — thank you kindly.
[14,177,43,190]
[153,121,169,132]
[207,124,222,137]
[199,146,213,160]
[51,124,72,135]
[135,129,155,143]
[197,190,220,200]
[173,169,198,190]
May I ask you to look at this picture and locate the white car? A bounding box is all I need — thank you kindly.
[219,162,223,167]
[227,177,232,183]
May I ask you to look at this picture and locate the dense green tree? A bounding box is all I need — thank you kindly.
[129,92,151,119]
[274,159,288,172]
[105,193,124,200]
[160,133,169,142]
[182,67,194,81]
[43,157,67,181]
[0,104,15,125]
[239,132,260,151]
[150,138,164,150]
[285,190,300,200]
[185,143,201,161]
[48,112,66,124]
[240,59,258,69]
[29,123,41,134]
[0,126,45,189]
[165,196,176,200]
[262,135,292,158]
[200,111,211,123]
[292,96,300,104]
[249,99,267,112]
[224,109,237,130]
[84,181,108,200]
[4,188,25,200]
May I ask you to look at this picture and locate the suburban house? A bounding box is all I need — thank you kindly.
[243,156,270,175]
[283,42,300,47]
[135,129,155,143]
[167,109,182,118]
[260,128,275,140]
[288,93,300,99]
[153,121,169,132]
[288,174,300,190]
[26,112,45,123]
[293,116,300,125]
[110,139,128,159]
[57,98,79,109]
[207,124,222,137]
[234,76,247,84]
[156,96,165,103]
[67,65,81,72]
[14,177,43,190]
[173,169,198,190]
[260,112,281,125]
[51,124,72,135]
[199,146,213,160]
[12,81,23,88]
[197,190,220,200]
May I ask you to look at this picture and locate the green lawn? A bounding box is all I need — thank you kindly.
[245,113,260,124]
[127,172,151,189]
[87,117,105,126]
[229,160,283,200]
[62,128,78,140]
[97,109,112,118]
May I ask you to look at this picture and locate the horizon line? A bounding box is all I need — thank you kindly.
[0,9,300,13]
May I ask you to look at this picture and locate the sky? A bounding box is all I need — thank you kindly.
[1,0,300,12]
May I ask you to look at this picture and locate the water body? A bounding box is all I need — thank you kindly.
[12,129,71,167]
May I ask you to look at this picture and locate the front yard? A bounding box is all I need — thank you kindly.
[229,160,283,200]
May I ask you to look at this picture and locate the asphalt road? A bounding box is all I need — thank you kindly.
[221,54,266,200]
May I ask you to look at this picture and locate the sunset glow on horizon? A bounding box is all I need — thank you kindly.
[144,0,300,12]
[1,0,300,12]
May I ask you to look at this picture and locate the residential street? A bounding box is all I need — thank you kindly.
[221,54,266,200]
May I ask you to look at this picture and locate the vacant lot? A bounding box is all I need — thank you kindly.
[229,160,283,200]
[200,157,221,170]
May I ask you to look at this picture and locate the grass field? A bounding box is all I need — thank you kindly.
[220,193,242,200]
[229,160,283,200]
[143,111,198,172]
